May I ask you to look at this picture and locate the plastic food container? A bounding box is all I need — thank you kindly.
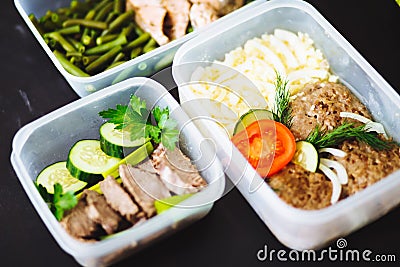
[172,0,400,250]
[10,77,225,266]
[14,0,265,97]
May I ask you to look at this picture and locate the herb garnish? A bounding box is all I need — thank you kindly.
[306,121,394,151]
[37,183,78,221]
[99,95,179,150]
[272,73,293,129]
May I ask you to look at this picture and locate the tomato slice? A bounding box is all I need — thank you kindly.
[231,119,296,177]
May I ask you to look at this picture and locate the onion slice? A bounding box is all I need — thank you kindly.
[340,112,388,138]
[318,147,347,158]
[319,163,342,204]
[319,158,348,185]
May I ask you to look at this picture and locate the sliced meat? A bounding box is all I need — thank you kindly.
[153,145,208,195]
[126,0,170,45]
[136,159,157,174]
[163,0,191,40]
[189,3,219,29]
[119,164,171,217]
[100,176,141,224]
[190,0,244,16]
[290,82,371,140]
[84,190,124,235]
[61,194,102,239]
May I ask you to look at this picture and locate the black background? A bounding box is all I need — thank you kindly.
[1,0,400,266]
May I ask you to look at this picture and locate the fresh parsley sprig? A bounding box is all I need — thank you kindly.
[36,183,78,221]
[99,95,179,150]
[306,121,394,151]
[272,73,293,129]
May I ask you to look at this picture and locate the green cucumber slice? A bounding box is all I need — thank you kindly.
[36,161,87,194]
[233,109,274,135]
[100,122,147,158]
[292,141,319,172]
[67,140,121,185]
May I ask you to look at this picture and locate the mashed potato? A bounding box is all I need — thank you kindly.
[184,29,338,135]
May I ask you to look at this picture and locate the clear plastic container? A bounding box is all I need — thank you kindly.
[10,77,225,266]
[14,0,265,97]
[172,0,400,250]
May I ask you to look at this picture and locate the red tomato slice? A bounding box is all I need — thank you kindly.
[231,120,296,177]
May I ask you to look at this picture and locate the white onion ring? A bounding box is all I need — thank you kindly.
[318,147,347,158]
[319,158,348,185]
[319,163,342,204]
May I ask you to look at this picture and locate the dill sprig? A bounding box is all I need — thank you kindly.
[272,73,293,129]
[306,121,394,150]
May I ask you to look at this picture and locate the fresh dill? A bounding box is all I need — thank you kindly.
[306,121,394,151]
[272,73,293,129]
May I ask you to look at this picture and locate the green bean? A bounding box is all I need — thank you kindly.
[138,62,147,71]
[123,32,150,52]
[93,0,112,13]
[46,32,76,53]
[96,34,118,45]
[63,19,108,30]
[39,10,52,23]
[85,33,127,55]
[113,0,124,14]
[101,10,133,36]
[51,12,68,27]
[82,55,100,66]
[66,51,83,57]
[142,38,157,53]
[57,25,81,35]
[94,2,113,21]
[67,37,86,53]
[130,47,142,59]
[70,0,90,14]
[56,7,72,16]
[105,60,126,70]
[42,19,58,31]
[85,45,122,74]
[105,12,118,24]
[121,23,136,39]
[54,50,90,77]
[112,52,126,63]
[154,51,175,71]
[80,9,97,46]
[29,14,45,35]
[70,55,82,64]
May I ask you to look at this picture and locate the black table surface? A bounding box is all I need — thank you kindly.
[1,1,400,266]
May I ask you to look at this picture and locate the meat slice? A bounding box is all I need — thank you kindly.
[136,159,157,174]
[84,190,123,235]
[163,0,191,40]
[189,3,219,29]
[152,145,207,195]
[126,0,170,45]
[190,0,244,15]
[119,164,171,217]
[100,176,141,224]
[61,196,101,239]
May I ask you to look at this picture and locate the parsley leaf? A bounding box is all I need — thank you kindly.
[52,183,78,221]
[99,95,179,150]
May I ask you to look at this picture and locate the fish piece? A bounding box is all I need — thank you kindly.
[100,176,141,224]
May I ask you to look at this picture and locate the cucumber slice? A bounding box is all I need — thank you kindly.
[154,194,194,214]
[100,122,147,158]
[292,141,319,172]
[36,162,87,194]
[67,140,121,185]
[233,109,274,135]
